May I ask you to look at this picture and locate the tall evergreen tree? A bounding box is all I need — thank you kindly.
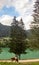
[30,0,39,49]
[8,16,28,59]
[19,18,24,29]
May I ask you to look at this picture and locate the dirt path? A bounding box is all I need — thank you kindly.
[0,59,39,62]
[19,59,39,62]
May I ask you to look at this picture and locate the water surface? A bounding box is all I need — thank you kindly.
[0,48,39,59]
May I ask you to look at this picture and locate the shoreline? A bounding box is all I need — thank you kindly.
[0,59,39,62]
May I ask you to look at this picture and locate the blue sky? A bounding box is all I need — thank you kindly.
[0,6,19,17]
[0,0,36,29]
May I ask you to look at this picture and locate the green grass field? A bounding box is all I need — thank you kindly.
[0,62,39,65]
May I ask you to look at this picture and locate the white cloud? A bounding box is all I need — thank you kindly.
[0,0,36,29]
[0,15,13,26]
[13,0,35,15]
[23,15,33,29]
[0,14,33,29]
[0,0,36,14]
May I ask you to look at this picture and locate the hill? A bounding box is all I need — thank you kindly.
[0,23,31,38]
[0,23,10,37]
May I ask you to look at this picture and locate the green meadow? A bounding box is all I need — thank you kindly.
[0,62,39,65]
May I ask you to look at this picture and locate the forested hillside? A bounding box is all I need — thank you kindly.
[0,23,10,37]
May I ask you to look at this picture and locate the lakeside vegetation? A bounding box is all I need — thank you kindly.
[0,62,39,65]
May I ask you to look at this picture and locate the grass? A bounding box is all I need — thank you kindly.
[0,62,39,65]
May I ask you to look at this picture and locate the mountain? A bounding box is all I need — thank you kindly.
[0,23,31,38]
[0,23,10,37]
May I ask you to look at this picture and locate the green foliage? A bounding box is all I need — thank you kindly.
[8,17,28,59]
[30,0,39,49]
[0,62,39,65]
[0,37,11,48]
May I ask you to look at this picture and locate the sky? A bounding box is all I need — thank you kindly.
[0,0,36,29]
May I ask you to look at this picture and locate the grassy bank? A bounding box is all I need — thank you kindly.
[0,62,39,65]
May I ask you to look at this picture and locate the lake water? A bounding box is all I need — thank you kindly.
[0,48,39,59]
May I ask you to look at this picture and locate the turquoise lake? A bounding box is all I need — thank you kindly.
[0,48,39,60]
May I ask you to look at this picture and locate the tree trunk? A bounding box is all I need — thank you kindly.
[19,54,20,60]
[15,54,20,59]
[15,54,18,59]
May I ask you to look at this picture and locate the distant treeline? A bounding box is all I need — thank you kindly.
[0,23,10,37]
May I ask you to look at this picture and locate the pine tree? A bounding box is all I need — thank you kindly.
[30,0,39,49]
[8,16,28,59]
[19,18,24,29]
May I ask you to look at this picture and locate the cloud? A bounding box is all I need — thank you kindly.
[0,14,33,29]
[0,0,36,14]
[13,0,35,15]
[0,15,13,25]
[17,15,33,29]
[23,15,33,29]
[1,0,35,16]
[0,0,36,29]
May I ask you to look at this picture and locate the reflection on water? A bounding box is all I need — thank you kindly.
[0,48,39,59]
